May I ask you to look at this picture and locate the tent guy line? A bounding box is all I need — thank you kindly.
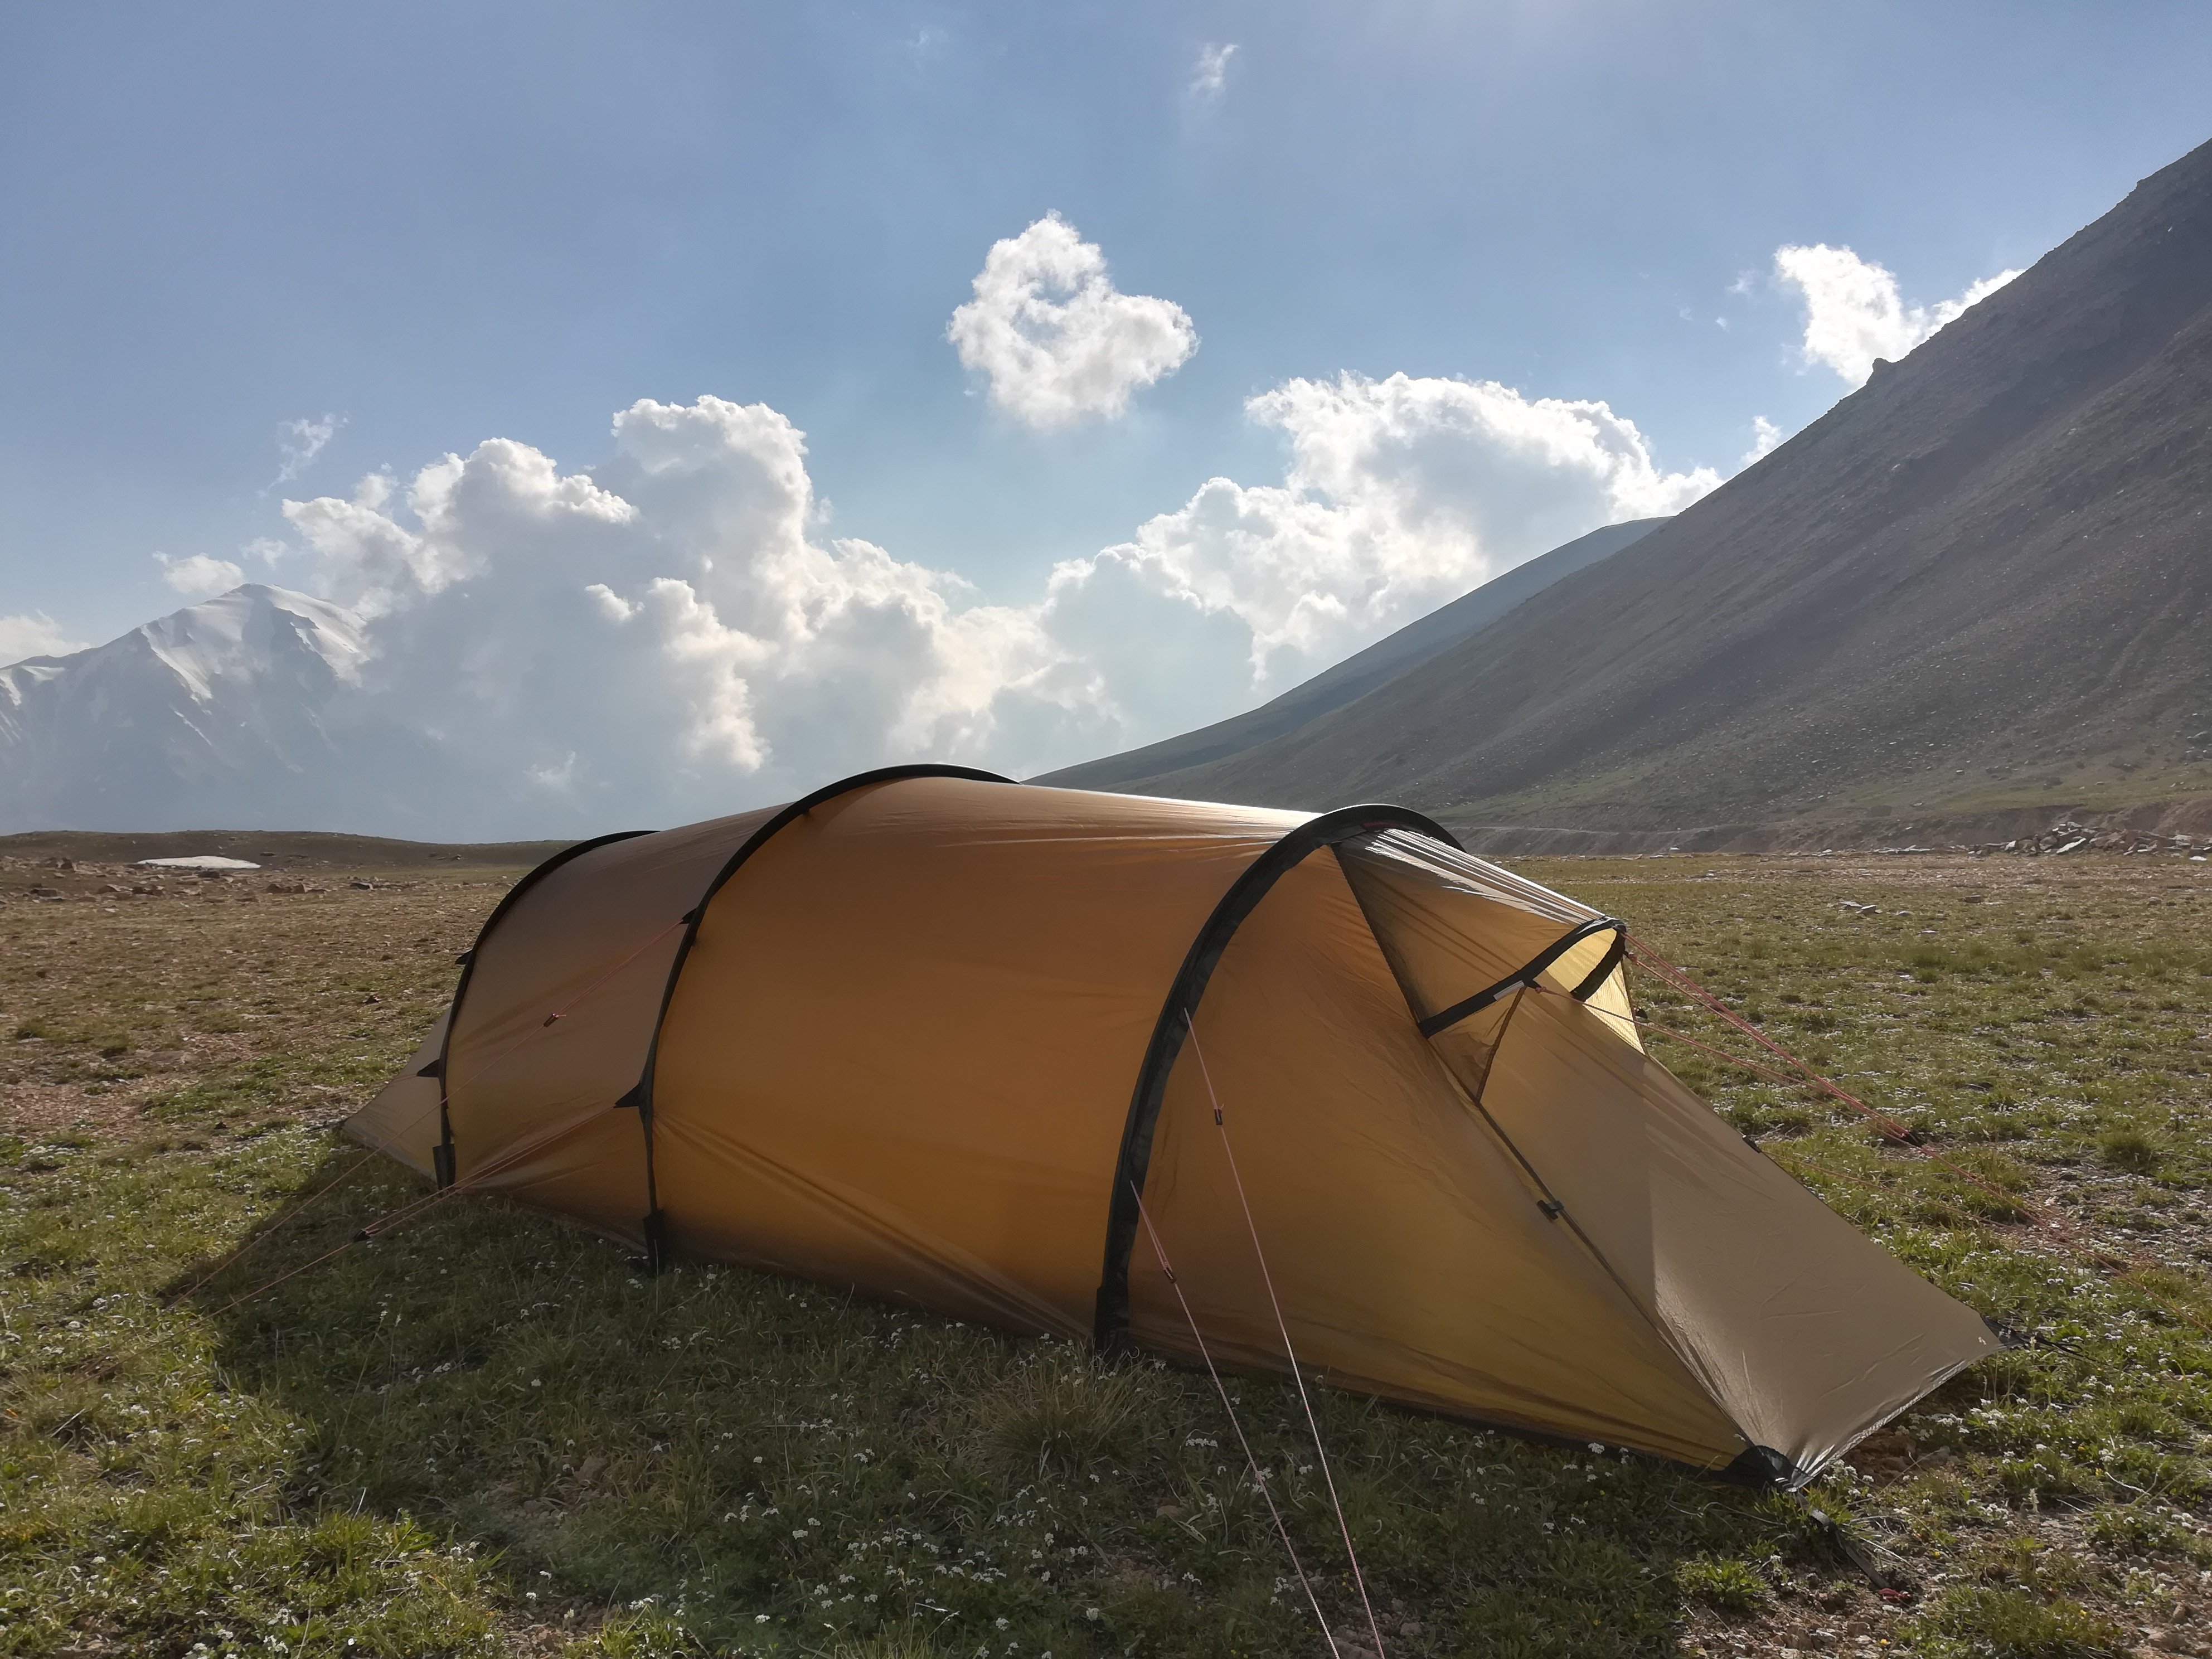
[1132,1182,1344,1659]
[1185,1010,1389,1659]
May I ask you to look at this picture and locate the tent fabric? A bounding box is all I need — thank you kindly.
[348,767,1996,1484]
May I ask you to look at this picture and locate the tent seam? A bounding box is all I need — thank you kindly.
[620,764,1016,1268]
[1475,983,1772,1470]
[1334,848,1760,1469]
[430,828,653,1187]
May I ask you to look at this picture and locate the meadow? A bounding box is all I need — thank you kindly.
[2,845,2209,1658]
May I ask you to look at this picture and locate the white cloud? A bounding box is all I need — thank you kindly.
[947,214,1198,428]
[1191,42,1237,97]
[0,612,85,666]
[268,413,343,489]
[283,397,1098,812]
[1742,415,1785,465]
[244,373,1721,833]
[153,552,247,598]
[1774,244,2020,388]
[1047,372,1722,695]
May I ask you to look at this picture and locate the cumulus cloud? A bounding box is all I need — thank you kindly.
[0,612,85,666]
[1191,42,1237,97]
[153,552,248,598]
[259,375,1720,834]
[283,398,1097,818]
[947,214,1198,427]
[1047,373,1721,697]
[1774,244,2020,387]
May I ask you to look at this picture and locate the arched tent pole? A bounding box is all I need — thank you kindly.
[425,829,653,1190]
[1414,914,1625,1037]
[616,763,1017,1269]
[1091,803,1461,1353]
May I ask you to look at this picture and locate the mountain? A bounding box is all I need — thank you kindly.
[1076,138,2212,845]
[1041,517,1666,793]
[0,585,396,832]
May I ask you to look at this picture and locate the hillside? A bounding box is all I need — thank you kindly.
[1082,139,2212,846]
[1042,517,1663,792]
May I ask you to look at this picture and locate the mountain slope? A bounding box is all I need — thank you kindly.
[1107,138,2212,833]
[1041,517,1665,792]
[0,585,401,832]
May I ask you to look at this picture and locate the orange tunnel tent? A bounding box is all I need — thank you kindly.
[348,766,1998,1485]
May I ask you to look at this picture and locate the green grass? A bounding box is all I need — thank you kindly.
[1672,1556,1769,1618]
[3,1129,1805,1657]
[5,851,2212,1655]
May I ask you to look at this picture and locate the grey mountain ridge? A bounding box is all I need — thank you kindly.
[1039,518,1666,793]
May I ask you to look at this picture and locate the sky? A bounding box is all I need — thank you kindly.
[2,2,2210,828]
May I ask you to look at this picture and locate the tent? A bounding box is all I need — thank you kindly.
[350,765,1997,1485]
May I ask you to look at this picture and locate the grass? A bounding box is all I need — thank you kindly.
[4,849,2211,1656]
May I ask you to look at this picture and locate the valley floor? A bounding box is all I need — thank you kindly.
[2,850,2210,1657]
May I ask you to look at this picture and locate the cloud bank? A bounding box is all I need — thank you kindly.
[251,375,1716,833]
[948,215,1198,427]
[1774,244,2019,387]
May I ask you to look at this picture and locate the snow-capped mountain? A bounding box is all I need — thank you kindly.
[0,585,395,832]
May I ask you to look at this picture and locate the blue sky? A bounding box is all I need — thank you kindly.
[2,1,2210,827]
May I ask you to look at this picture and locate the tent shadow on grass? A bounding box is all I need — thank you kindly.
[200,1147,1821,1658]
